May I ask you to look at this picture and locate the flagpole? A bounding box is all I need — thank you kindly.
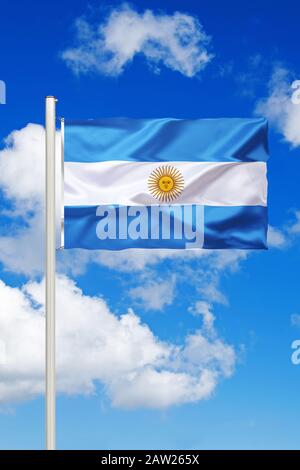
[45,96,57,450]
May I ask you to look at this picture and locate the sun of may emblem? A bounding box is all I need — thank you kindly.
[148,165,184,202]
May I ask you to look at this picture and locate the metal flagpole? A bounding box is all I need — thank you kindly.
[45,96,57,450]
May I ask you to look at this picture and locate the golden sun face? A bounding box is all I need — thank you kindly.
[148,165,184,202]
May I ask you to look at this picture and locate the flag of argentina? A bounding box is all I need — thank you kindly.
[63,117,268,250]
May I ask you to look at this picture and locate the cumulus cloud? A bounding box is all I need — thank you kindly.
[62,4,213,77]
[255,67,300,147]
[109,368,216,409]
[0,275,236,409]
[129,275,176,311]
[0,124,62,275]
[93,247,209,273]
[267,225,287,249]
[189,301,215,332]
[0,124,45,209]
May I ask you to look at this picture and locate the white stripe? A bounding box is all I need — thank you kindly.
[64,161,267,207]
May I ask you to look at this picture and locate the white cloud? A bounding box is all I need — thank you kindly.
[183,331,235,378]
[255,67,300,147]
[188,301,215,331]
[0,124,62,276]
[62,4,213,78]
[0,275,236,409]
[93,248,209,273]
[108,367,217,409]
[129,275,176,311]
[0,211,43,276]
[267,225,287,249]
[197,274,229,305]
[0,124,45,210]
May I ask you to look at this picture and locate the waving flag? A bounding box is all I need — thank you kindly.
[62,117,268,250]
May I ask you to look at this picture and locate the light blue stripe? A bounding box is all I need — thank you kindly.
[64,205,268,250]
[64,117,268,163]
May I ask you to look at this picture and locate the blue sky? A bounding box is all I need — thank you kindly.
[0,0,300,450]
